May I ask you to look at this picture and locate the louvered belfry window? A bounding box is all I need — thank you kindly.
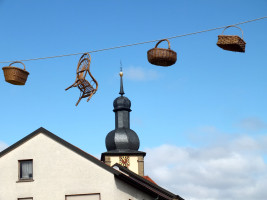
[19,160,33,180]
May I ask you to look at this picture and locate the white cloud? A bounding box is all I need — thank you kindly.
[0,141,8,152]
[124,66,160,81]
[236,117,266,131]
[145,135,267,200]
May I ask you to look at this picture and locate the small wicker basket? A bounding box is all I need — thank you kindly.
[217,26,246,52]
[2,61,30,85]
[147,39,177,66]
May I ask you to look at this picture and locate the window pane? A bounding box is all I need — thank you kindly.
[20,160,33,179]
[66,194,100,200]
[18,198,33,200]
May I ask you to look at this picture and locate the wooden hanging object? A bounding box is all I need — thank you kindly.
[217,26,246,52]
[65,53,98,106]
[147,39,177,67]
[2,61,30,85]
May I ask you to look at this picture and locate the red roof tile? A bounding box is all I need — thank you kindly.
[143,176,157,185]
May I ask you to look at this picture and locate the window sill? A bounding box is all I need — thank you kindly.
[16,179,34,183]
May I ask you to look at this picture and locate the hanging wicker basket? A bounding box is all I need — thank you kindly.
[217,26,246,52]
[147,39,177,66]
[2,61,30,85]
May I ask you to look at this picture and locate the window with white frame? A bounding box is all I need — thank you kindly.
[19,160,33,180]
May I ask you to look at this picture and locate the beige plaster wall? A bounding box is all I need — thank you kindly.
[0,133,153,200]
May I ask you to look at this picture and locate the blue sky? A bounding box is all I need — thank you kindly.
[0,1,267,199]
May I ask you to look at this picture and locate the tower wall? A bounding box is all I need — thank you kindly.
[103,155,144,176]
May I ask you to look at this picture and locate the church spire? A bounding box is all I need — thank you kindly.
[101,68,146,176]
[119,68,125,96]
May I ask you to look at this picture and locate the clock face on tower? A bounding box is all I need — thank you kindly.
[119,156,130,167]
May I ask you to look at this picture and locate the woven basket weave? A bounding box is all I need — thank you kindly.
[217,26,246,52]
[2,61,29,85]
[147,39,177,66]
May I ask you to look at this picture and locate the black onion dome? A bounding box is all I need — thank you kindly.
[113,96,131,111]
[106,128,140,151]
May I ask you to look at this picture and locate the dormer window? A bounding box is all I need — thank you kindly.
[19,160,33,180]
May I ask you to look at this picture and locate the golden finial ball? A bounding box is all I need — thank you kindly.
[119,71,123,77]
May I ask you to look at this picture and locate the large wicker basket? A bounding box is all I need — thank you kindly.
[2,61,29,85]
[217,26,246,52]
[147,39,177,66]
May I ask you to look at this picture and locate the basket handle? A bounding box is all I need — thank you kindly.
[155,39,171,49]
[221,25,244,39]
[9,61,26,70]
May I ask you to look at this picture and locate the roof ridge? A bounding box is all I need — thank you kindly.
[0,127,119,174]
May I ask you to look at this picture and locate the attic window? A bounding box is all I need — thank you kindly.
[19,160,33,180]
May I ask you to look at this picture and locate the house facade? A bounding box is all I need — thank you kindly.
[0,72,184,200]
[0,128,156,200]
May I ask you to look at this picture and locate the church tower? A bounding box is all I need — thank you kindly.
[101,70,146,176]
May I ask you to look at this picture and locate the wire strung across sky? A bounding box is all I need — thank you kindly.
[0,16,266,64]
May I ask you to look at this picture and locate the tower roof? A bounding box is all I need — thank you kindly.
[113,96,131,112]
[105,70,141,153]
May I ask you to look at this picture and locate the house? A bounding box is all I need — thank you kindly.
[0,72,184,200]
